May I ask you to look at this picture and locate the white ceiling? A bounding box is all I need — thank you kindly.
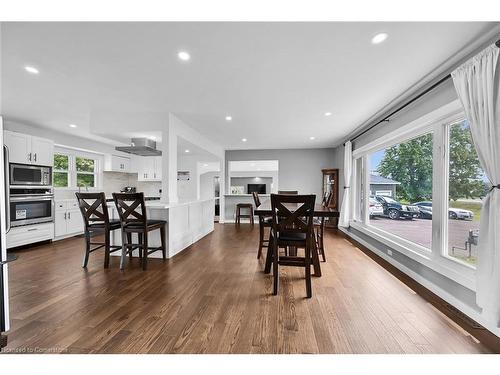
[1,22,497,150]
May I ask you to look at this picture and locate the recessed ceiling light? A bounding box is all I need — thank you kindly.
[241,138,247,142]
[177,51,191,61]
[324,112,332,117]
[69,124,77,128]
[309,136,316,140]
[24,66,39,74]
[225,115,232,121]
[371,33,388,45]
[185,149,190,153]
[203,163,209,167]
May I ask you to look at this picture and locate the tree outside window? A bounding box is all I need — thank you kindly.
[53,154,69,187]
[76,157,96,188]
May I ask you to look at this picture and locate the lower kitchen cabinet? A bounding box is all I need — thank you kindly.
[54,200,84,239]
[6,222,54,249]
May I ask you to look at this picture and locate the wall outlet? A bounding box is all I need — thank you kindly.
[387,249,393,256]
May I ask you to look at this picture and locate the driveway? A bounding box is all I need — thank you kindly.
[369,216,479,263]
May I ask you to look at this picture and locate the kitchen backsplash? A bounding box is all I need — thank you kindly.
[54,172,162,200]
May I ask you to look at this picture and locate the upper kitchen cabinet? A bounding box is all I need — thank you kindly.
[136,156,162,181]
[104,154,132,173]
[4,130,54,166]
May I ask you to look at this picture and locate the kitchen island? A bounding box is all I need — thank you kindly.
[107,197,215,258]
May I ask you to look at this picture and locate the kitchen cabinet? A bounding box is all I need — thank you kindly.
[54,200,84,239]
[4,131,54,166]
[104,154,132,173]
[6,222,54,249]
[136,156,162,181]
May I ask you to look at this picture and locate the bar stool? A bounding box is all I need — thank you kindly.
[266,193,316,298]
[252,192,271,259]
[75,192,122,268]
[235,203,254,225]
[112,192,167,270]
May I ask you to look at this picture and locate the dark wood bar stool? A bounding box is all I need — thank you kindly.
[75,192,122,268]
[235,203,254,225]
[112,192,167,270]
[252,192,271,259]
[266,193,316,298]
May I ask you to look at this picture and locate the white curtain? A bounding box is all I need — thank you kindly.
[339,141,352,228]
[451,43,500,326]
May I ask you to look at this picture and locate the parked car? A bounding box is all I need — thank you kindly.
[413,201,432,219]
[373,196,420,220]
[412,201,474,220]
[369,197,384,218]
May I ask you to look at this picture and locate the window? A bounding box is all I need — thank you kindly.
[349,100,479,289]
[446,120,486,266]
[76,157,96,188]
[367,132,433,250]
[53,153,69,187]
[53,148,100,189]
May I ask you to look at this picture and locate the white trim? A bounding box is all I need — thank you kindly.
[350,221,475,290]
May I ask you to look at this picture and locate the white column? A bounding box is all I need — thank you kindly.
[161,118,178,203]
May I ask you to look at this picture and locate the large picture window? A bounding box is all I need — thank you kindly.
[349,101,481,289]
[368,132,433,250]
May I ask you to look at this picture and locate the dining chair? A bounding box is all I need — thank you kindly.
[278,190,298,195]
[314,191,331,262]
[75,192,122,268]
[252,192,271,259]
[112,192,167,270]
[268,193,316,298]
[235,203,254,225]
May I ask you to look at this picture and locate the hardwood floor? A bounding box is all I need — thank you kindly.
[2,224,497,354]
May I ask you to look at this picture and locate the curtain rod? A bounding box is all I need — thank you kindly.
[344,38,500,146]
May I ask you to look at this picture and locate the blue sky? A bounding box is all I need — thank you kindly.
[369,149,385,173]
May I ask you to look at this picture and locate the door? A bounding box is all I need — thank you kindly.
[1,117,12,346]
[31,136,54,166]
[4,130,31,164]
[66,210,83,234]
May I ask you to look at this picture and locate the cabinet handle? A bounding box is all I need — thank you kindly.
[27,228,38,232]
[68,212,71,219]
[34,153,37,162]
[64,212,67,220]
[28,153,32,161]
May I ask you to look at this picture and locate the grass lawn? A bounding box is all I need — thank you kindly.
[450,200,482,222]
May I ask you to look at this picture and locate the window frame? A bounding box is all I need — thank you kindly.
[53,146,102,190]
[53,152,71,188]
[349,100,476,290]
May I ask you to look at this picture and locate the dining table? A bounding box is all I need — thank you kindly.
[254,201,340,277]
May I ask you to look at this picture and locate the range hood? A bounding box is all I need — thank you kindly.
[115,138,162,156]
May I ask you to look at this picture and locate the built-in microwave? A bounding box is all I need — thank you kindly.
[9,163,52,186]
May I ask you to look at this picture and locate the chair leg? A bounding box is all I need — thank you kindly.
[264,233,274,274]
[104,230,111,268]
[272,241,279,295]
[142,232,148,271]
[120,230,127,270]
[236,206,240,225]
[305,240,312,298]
[250,207,254,225]
[138,233,143,259]
[82,231,91,268]
[257,222,264,259]
[127,233,133,260]
[160,225,167,260]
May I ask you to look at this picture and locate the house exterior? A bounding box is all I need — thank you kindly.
[370,174,400,197]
